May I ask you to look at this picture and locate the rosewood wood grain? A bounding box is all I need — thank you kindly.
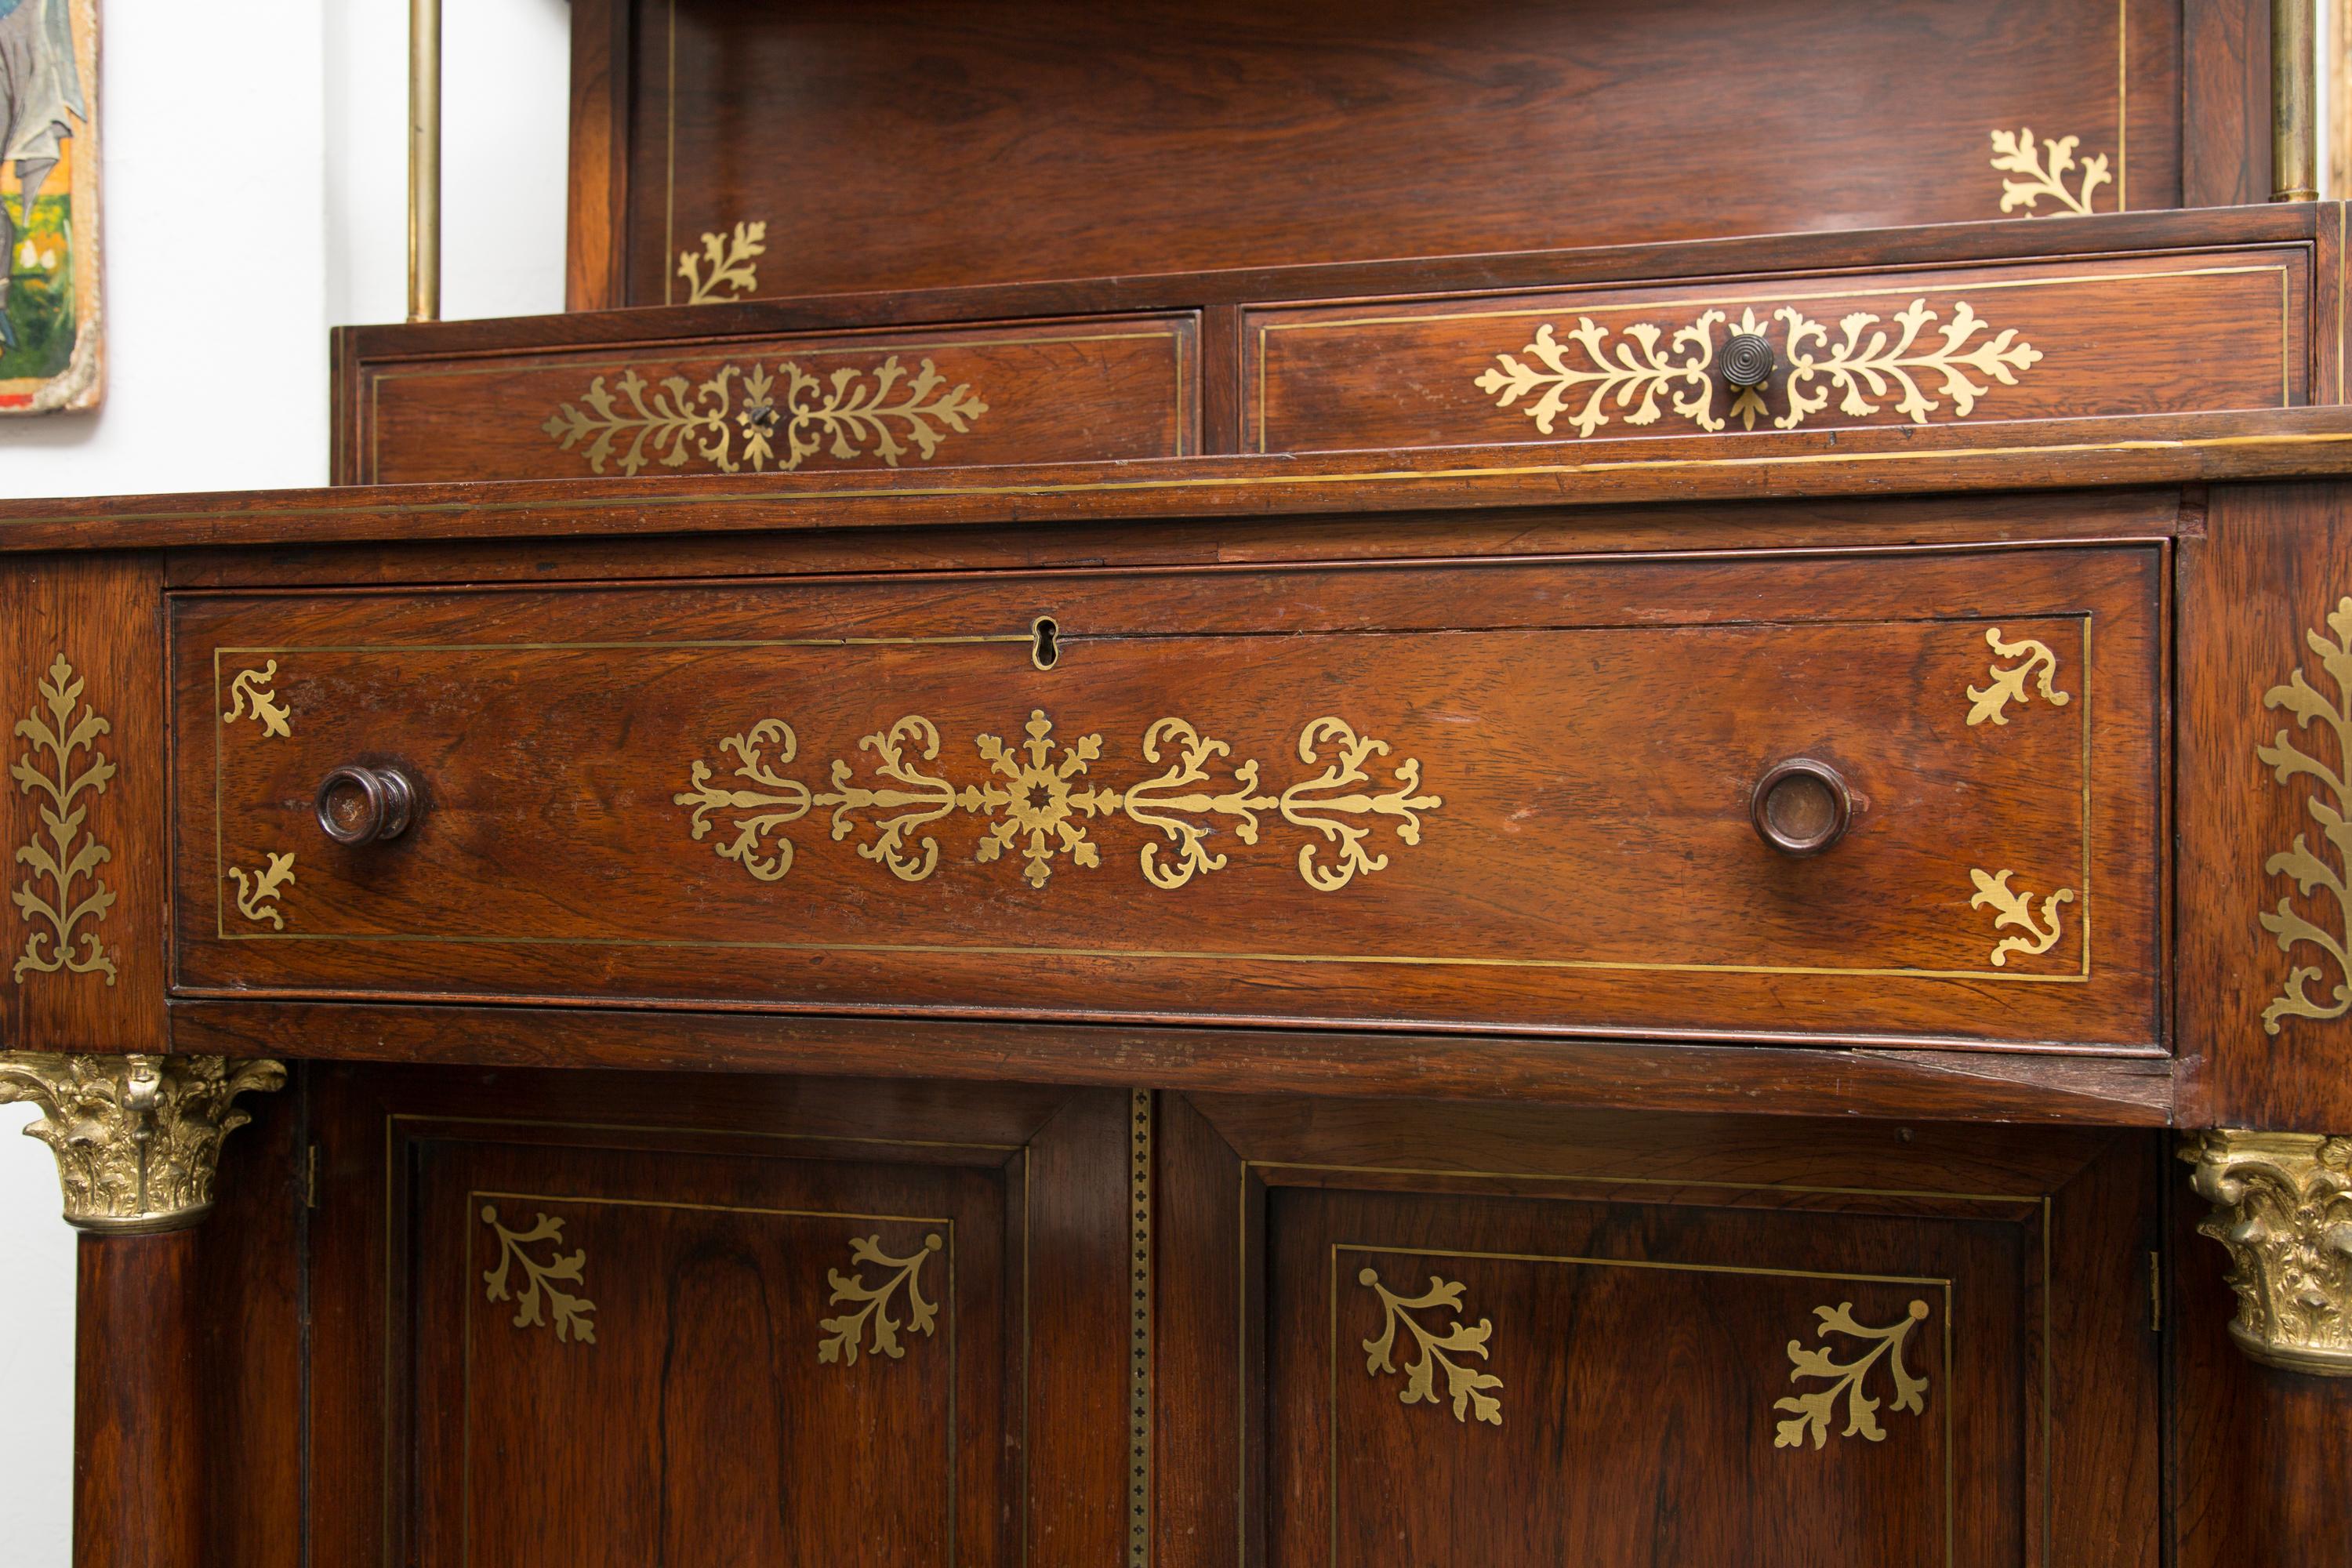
[615,0,2180,299]
[74,1234,204,1568]
[564,0,631,314]
[170,546,2162,1051]
[351,313,1201,485]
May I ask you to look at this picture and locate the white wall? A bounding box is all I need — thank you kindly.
[0,2,568,1558]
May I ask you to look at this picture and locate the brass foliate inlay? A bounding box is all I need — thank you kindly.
[2256,597,2352,1034]
[0,1054,287,1233]
[1965,628,2071,727]
[1988,128,2112,216]
[1358,1266,1503,1426]
[1773,1299,1932,1449]
[481,1205,598,1345]
[2182,1131,2352,1376]
[11,654,117,985]
[1477,300,2039,438]
[675,710,1440,892]
[818,1233,942,1366]
[222,661,292,738]
[677,220,765,305]
[543,357,987,478]
[1968,868,2074,967]
[229,852,296,930]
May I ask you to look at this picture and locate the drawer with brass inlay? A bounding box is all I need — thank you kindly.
[171,543,2160,1050]
[1244,249,2310,454]
[343,310,1200,485]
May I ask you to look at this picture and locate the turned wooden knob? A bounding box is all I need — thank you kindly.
[1721,332,1774,389]
[1751,759,1850,856]
[315,764,417,845]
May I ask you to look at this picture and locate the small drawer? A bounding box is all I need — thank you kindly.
[1245,249,2307,453]
[352,312,1200,483]
[174,543,2159,1050]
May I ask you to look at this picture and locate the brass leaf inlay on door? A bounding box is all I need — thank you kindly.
[1358,1266,1503,1426]
[677,219,765,305]
[1773,1299,1930,1449]
[1965,628,2071,727]
[481,1204,598,1345]
[1477,299,2039,438]
[1968,868,2074,967]
[543,357,987,478]
[11,654,117,986]
[221,661,292,739]
[1987,128,2111,216]
[228,853,296,930]
[675,710,1440,892]
[2256,596,2352,1033]
[818,1233,942,1366]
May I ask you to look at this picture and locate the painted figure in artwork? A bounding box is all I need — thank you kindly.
[0,0,86,354]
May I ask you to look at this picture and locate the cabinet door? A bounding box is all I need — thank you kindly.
[308,1066,1137,1567]
[1155,1096,2161,1568]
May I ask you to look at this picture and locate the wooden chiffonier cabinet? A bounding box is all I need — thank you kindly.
[11,2,2352,1566]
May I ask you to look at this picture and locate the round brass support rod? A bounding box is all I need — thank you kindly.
[2274,0,2320,200]
[408,0,442,320]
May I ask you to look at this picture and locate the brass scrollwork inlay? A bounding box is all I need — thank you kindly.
[1358,1266,1503,1426]
[228,852,296,930]
[1968,867,2074,967]
[1988,128,2112,216]
[674,710,1441,891]
[222,661,292,738]
[481,1205,598,1345]
[677,219,765,305]
[2257,597,2352,1034]
[11,654,117,985]
[1965,628,2071,727]
[818,1233,942,1366]
[543,356,987,478]
[1478,299,2039,438]
[1774,1299,1932,1449]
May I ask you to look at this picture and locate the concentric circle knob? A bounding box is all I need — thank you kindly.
[1721,332,1774,390]
[315,764,417,845]
[1751,759,1852,857]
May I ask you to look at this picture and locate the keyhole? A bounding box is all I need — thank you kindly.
[1031,616,1060,671]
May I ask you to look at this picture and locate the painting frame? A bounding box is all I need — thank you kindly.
[0,0,100,415]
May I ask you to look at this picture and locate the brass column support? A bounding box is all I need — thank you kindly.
[2274,0,2320,200]
[408,0,442,321]
[2182,1130,2352,1375]
[0,1053,287,1233]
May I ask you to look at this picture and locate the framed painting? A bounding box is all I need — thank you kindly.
[0,0,97,413]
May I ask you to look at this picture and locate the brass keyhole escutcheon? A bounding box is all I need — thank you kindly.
[1031,615,1060,671]
[1751,758,1853,856]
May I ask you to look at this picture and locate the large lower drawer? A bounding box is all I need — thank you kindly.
[172,543,2161,1048]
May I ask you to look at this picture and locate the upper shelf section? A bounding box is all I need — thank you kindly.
[564,0,2267,308]
[336,203,2347,486]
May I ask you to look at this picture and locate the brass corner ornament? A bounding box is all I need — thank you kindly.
[818,1232,942,1366]
[1988,128,2112,216]
[0,1054,287,1233]
[1968,867,2074,967]
[12,653,117,986]
[2181,1131,2352,1376]
[1774,1299,1932,1449]
[1358,1265,1504,1425]
[2256,597,2352,1034]
[481,1204,598,1345]
[1965,628,2071,728]
[677,220,766,305]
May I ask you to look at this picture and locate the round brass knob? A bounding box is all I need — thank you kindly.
[1751,759,1851,857]
[1721,332,1774,390]
[315,764,417,845]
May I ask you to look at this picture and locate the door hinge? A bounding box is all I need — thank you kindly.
[2148,1249,2162,1334]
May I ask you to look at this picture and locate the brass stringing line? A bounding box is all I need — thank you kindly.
[1240,1159,2045,1207]
[389,1112,1019,1153]
[369,330,1185,387]
[475,1188,953,1229]
[1337,1241,1944,1289]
